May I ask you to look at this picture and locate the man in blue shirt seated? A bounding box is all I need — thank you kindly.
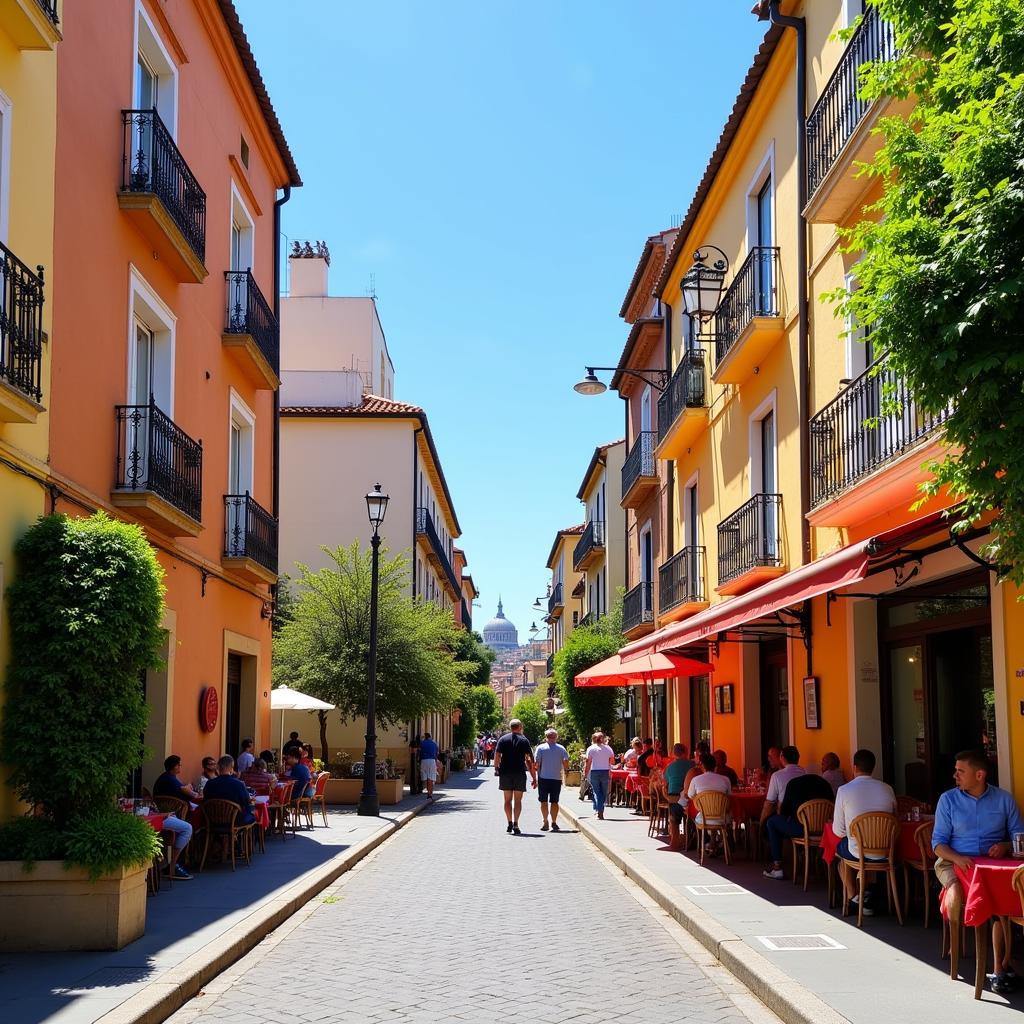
[932,748,1024,994]
[153,754,202,803]
[284,750,313,799]
[202,755,256,826]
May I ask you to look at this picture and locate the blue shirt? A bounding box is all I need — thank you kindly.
[932,784,1024,857]
[288,762,312,798]
[153,772,186,800]
[202,775,255,825]
[420,738,439,761]
[534,742,568,781]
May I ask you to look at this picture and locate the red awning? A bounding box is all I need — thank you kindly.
[621,511,948,661]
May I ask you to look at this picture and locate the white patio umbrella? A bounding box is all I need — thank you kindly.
[271,685,335,757]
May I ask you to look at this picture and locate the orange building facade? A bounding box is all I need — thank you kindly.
[48,0,300,790]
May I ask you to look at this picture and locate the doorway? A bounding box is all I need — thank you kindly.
[690,675,711,750]
[225,653,243,759]
[881,573,994,804]
[759,639,789,760]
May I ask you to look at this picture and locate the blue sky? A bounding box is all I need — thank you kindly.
[237,1,767,640]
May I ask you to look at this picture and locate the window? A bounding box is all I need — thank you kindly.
[240,136,249,169]
[639,523,653,584]
[684,478,699,548]
[749,393,779,561]
[844,272,876,379]
[229,186,255,272]
[640,386,652,435]
[128,267,175,413]
[844,0,865,27]
[0,88,12,247]
[134,3,177,132]
[228,393,255,495]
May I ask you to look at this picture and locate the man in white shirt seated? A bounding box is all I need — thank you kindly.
[821,751,845,795]
[832,748,896,916]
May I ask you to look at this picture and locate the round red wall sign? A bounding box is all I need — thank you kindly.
[199,686,219,733]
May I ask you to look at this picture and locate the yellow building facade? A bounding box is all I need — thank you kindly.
[0,1,59,818]
[621,0,1023,809]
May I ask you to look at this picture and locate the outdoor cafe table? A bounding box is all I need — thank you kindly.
[143,813,167,832]
[942,857,1023,1000]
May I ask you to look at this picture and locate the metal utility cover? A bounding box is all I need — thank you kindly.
[756,934,846,951]
[686,883,748,896]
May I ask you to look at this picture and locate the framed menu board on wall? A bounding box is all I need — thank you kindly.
[803,676,820,730]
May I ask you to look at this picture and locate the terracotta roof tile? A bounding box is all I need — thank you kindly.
[280,395,425,416]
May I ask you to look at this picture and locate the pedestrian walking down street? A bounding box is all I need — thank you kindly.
[534,727,570,831]
[419,731,441,800]
[585,731,615,819]
[494,719,536,834]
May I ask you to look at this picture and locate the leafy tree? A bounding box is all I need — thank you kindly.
[452,697,476,748]
[465,683,502,734]
[509,693,547,744]
[449,629,495,687]
[554,623,624,744]
[272,543,465,738]
[831,0,1024,581]
[272,573,297,637]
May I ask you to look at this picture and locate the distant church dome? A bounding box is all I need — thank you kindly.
[482,598,519,651]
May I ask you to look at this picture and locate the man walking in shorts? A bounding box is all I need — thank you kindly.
[534,728,570,831]
[494,719,536,834]
[419,732,440,800]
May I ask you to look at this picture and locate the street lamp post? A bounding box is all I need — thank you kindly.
[358,482,389,817]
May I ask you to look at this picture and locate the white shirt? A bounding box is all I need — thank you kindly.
[686,772,732,823]
[237,751,255,773]
[832,774,897,858]
[823,768,845,795]
[622,748,639,768]
[586,744,615,771]
[766,764,806,805]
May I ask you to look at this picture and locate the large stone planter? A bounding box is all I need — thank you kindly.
[324,778,406,805]
[0,860,148,951]
[564,770,582,787]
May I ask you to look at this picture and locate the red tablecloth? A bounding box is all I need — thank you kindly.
[944,858,1023,927]
[625,772,647,795]
[143,813,167,833]
[821,819,933,865]
[609,769,631,785]
[684,790,765,825]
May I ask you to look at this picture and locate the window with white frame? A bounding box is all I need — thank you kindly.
[134,3,177,132]
[844,272,876,380]
[228,393,255,496]
[229,186,254,273]
[749,392,779,559]
[128,268,174,412]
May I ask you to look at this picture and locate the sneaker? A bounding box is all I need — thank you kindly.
[168,865,192,880]
[513,825,521,835]
[989,972,1018,994]
[540,822,549,831]
[848,898,874,916]
[551,822,560,832]
[506,822,514,834]
[763,867,785,880]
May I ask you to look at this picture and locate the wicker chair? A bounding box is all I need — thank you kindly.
[844,811,902,927]
[792,799,834,892]
[693,790,732,865]
[153,795,190,820]
[901,820,935,926]
[198,799,254,871]
[308,772,329,827]
[292,779,315,832]
[648,784,670,839]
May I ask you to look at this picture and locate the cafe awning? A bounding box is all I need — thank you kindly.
[621,510,949,661]
[575,650,715,687]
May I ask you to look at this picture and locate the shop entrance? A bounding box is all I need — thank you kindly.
[690,675,711,751]
[880,572,994,805]
[759,639,789,760]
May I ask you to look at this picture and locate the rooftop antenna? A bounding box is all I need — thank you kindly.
[365,273,377,301]
[670,213,682,229]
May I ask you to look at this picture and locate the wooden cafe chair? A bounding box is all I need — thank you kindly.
[310,771,330,827]
[902,819,935,927]
[268,781,294,839]
[845,812,902,928]
[198,799,254,871]
[693,790,732,866]
[793,799,834,892]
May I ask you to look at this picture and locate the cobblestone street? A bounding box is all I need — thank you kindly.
[167,770,778,1024]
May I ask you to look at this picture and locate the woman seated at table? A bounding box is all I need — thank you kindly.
[621,738,643,770]
[300,744,315,769]
[241,758,277,791]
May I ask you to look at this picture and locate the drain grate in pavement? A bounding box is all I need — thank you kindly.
[685,883,748,896]
[54,966,158,993]
[756,934,845,951]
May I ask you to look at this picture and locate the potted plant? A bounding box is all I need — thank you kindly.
[564,741,584,786]
[0,514,164,951]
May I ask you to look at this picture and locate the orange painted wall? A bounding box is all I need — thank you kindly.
[709,645,741,765]
[48,0,289,778]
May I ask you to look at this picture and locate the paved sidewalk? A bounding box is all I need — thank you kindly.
[0,796,428,1024]
[165,769,781,1024]
[561,793,1024,1023]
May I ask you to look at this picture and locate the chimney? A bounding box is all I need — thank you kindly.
[288,239,331,297]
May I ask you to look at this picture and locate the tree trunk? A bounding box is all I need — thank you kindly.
[318,710,329,764]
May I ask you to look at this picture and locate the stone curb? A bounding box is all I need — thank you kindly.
[94,799,431,1024]
[559,802,850,1024]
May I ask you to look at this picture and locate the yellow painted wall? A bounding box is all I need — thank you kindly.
[0,14,57,820]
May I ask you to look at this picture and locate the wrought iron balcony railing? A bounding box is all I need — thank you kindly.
[657,347,707,443]
[548,581,563,615]
[659,546,705,614]
[115,401,203,522]
[461,598,471,630]
[714,247,780,367]
[717,493,782,587]
[37,0,59,25]
[579,611,595,628]
[809,355,952,509]
[415,507,460,596]
[623,581,654,633]
[121,109,206,264]
[807,7,898,200]
[573,520,605,570]
[0,241,44,403]
[622,431,657,497]
[224,493,278,573]
[224,270,279,375]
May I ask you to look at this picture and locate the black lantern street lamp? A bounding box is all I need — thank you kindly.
[680,246,729,322]
[358,482,389,817]
[573,365,668,397]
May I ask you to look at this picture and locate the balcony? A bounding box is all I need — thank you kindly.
[656,347,708,459]
[0,242,45,423]
[621,431,658,508]
[112,402,203,536]
[461,598,472,631]
[579,611,596,628]
[222,493,278,585]
[548,581,564,619]
[809,356,952,527]
[717,493,784,595]
[223,271,280,389]
[713,247,784,385]
[805,8,906,224]
[0,0,60,49]
[622,581,654,638]
[658,546,708,624]
[119,110,207,283]
[415,507,460,597]
[572,520,605,572]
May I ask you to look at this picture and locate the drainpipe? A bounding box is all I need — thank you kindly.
[272,185,291,523]
[767,0,811,672]
[623,394,630,591]
[663,301,674,560]
[412,426,422,598]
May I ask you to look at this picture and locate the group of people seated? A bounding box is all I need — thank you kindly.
[147,734,317,880]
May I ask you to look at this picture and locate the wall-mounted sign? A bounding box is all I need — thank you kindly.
[802,676,820,730]
[199,686,219,734]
